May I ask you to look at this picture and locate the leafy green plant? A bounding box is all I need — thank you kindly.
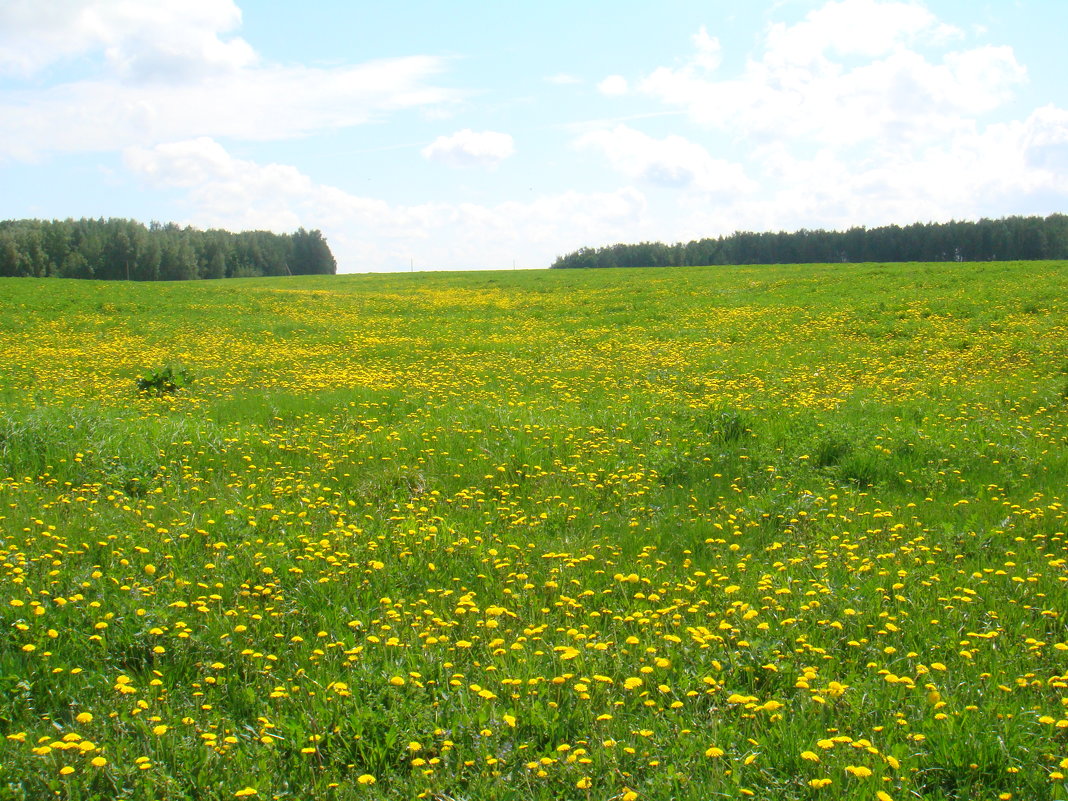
[136,365,193,396]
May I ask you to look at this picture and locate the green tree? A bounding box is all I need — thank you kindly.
[290,228,337,275]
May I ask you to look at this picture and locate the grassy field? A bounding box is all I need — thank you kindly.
[1,261,1066,801]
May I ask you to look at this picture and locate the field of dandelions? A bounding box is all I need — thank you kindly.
[1,261,1066,801]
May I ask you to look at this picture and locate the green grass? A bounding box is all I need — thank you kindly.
[0,261,1066,800]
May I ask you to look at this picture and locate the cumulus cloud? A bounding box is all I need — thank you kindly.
[0,0,254,79]
[586,0,1066,238]
[126,138,648,270]
[638,0,1025,148]
[576,125,753,194]
[1023,105,1068,175]
[421,129,515,168]
[0,0,459,159]
[674,103,1068,238]
[762,0,960,63]
[690,26,722,71]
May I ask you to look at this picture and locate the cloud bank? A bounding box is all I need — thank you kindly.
[126,137,648,270]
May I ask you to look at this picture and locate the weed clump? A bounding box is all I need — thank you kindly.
[136,365,193,396]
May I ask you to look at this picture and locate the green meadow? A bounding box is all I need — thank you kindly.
[1,261,1066,800]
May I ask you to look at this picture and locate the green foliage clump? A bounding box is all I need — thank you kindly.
[136,365,193,396]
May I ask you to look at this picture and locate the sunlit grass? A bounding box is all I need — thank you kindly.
[1,261,1066,800]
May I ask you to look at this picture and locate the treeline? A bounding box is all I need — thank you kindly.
[551,214,1068,269]
[0,218,336,280]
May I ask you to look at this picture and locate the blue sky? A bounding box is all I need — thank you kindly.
[2,0,1067,272]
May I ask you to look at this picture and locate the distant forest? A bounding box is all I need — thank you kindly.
[0,218,336,280]
[551,213,1068,269]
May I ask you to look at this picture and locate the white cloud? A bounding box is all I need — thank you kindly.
[0,0,254,79]
[673,103,1068,238]
[638,0,1025,149]
[691,26,722,71]
[0,57,457,160]
[588,1,1066,241]
[0,1,459,160]
[125,138,648,270]
[1023,105,1068,176]
[763,0,960,64]
[545,73,581,85]
[597,75,629,96]
[575,125,753,194]
[421,129,515,168]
